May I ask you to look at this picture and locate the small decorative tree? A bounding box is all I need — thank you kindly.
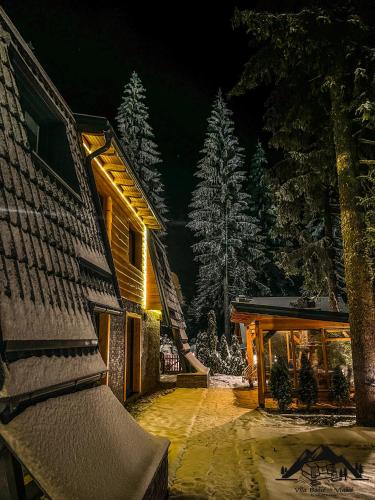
[195,331,210,366]
[330,365,350,406]
[206,310,218,353]
[228,334,246,375]
[298,353,318,409]
[194,311,223,374]
[269,357,293,411]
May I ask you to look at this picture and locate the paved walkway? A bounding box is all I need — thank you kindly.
[135,388,263,499]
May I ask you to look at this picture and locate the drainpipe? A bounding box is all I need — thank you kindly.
[84,128,123,308]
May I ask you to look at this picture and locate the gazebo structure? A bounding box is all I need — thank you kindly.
[231,297,351,408]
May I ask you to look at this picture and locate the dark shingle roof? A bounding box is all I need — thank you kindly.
[0,11,121,352]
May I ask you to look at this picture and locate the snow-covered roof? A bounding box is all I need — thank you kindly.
[0,385,169,499]
[0,10,121,346]
[149,232,186,331]
[232,296,349,324]
[0,352,106,398]
[238,296,348,313]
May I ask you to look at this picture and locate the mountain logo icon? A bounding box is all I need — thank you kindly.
[278,445,366,486]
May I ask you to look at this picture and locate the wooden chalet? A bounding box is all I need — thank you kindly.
[76,114,168,401]
[231,297,351,408]
[0,9,168,499]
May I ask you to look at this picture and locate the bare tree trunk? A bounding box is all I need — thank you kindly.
[331,82,375,426]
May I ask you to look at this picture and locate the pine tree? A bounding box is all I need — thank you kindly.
[205,310,223,374]
[195,330,210,366]
[269,357,293,411]
[187,91,269,337]
[331,366,350,405]
[249,141,293,295]
[228,334,246,376]
[233,2,375,424]
[265,91,346,309]
[298,353,318,409]
[116,71,168,224]
[218,334,231,374]
[195,311,223,374]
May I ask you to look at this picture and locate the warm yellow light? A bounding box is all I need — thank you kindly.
[83,140,146,228]
[147,309,162,319]
[143,226,147,309]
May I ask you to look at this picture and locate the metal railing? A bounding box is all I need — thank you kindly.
[161,353,181,374]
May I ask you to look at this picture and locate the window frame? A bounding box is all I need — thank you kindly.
[9,46,81,198]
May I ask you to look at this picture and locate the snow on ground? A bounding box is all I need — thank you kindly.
[209,374,249,388]
[132,387,375,499]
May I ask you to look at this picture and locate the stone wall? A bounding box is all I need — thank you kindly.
[108,315,125,402]
[141,311,161,394]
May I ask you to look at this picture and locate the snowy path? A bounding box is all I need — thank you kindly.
[135,388,262,498]
[133,388,375,499]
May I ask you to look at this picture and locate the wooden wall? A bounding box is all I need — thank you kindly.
[94,168,144,305]
[146,250,162,311]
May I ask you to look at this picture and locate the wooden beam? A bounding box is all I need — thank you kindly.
[321,329,329,389]
[268,339,272,369]
[286,332,290,363]
[103,163,125,172]
[255,321,265,408]
[231,314,349,330]
[113,178,134,186]
[291,330,298,388]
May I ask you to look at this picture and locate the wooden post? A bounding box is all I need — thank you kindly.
[286,332,290,363]
[321,329,329,389]
[291,331,298,388]
[255,321,265,408]
[246,326,254,368]
[268,339,273,369]
[247,326,255,387]
[105,196,113,245]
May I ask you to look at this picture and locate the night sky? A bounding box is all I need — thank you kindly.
[3,1,273,303]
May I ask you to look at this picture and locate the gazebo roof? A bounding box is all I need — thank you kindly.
[231,296,349,328]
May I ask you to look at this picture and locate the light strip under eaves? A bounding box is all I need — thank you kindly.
[143,226,147,309]
[83,139,146,228]
[83,137,148,310]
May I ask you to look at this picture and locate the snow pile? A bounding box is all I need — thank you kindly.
[0,385,169,500]
[209,374,249,388]
[0,352,106,398]
[252,422,375,499]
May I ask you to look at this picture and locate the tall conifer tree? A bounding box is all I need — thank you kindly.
[233,1,375,424]
[188,92,269,337]
[116,71,168,223]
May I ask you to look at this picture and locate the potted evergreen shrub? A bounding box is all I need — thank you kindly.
[330,365,350,406]
[269,357,293,411]
[299,353,318,410]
